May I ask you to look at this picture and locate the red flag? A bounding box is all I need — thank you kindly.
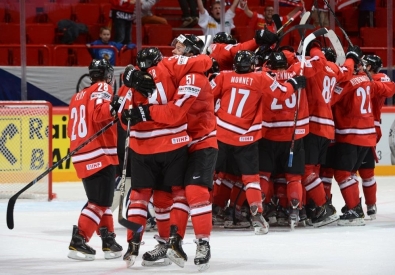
[336,0,361,10]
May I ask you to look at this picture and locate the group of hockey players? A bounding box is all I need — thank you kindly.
[65,22,395,271]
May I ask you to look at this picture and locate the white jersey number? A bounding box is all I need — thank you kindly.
[271,93,297,110]
[228,88,250,117]
[70,105,88,141]
[356,86,372,114]
[322,76,336,103]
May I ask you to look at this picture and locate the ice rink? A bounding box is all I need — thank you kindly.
[1,176,395,275]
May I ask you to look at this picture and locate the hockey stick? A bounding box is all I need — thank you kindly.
[322,0,373,81]
[272,14,283,30]
[324,29,346,65]
[296,11,312,54]
[6,117,120,230]
[118,106,144,233]
[276,9,302,35]
[288,28,329,167]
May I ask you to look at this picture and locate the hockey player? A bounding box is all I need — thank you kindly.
[258,50,321,229]
[331,49,395,226]
[208,29,279,70]
[119,44,213,268]
[67,59,123,261]
[300,42,357,227]
[345,55,395,220]
[212,50,306,234]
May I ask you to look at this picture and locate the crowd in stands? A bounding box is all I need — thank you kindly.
[0,0,393,67]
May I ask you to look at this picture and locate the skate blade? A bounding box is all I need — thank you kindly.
[197,263,210,272]
[166,249,186,268]
[267,216,277,225]
[289,219,298,230]
[104,250,122,260]
[224,221,251,229]
[124,255,137,268]
[67,250,95,261]
[252,222,269,235]
[142,258,172,266]
[312,213,339,228]
[337,218,366,226]
[368,214,376,220]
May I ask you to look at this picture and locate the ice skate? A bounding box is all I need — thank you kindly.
[338,201,365,226]
[99,227,122,259]
[311,198,339,228]
[263,196,278,225]
[250,205,269,235]
[288,199,300,230]
[194,239,211,271]
[142,235,171,266]
[123,236,140,268]
[223,205,251,229]
[212,204,225,226]
[67,225,96,261]
[367,204,377,220]
[166,225,187,268]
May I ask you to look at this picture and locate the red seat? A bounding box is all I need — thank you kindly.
[145,24,173,46]
[0,23,20,44]
[26,23,55,44]
[0,46,12,65]
[53,45,92,66]
[4,2,19,23]
[73,3,101,25]
[360,27,388,47]
[44,3,72,24]
[100,3,111,25]
[339,7,359,33]
[0,3,5,23]
[25,3,46,23]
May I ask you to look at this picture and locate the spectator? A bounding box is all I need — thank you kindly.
[87,27,135,66]
[197,0,239,36]
[310,0,329,27]
[110,0,135,44]
[358,0,376,29]
[241,3,282,32]
[134,0,168,25]
[178,0,199,28]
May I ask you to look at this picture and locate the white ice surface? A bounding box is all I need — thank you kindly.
[1,177,395,275]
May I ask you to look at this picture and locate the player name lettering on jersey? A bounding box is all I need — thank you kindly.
[230,76,254,85]
[178,85,201,97]
[171,135,190,144]
[325,65,335,74]
[86,162,102,170]
[239,136,253,142]
[75,91,86,100]
[350,75,370,86]
[275,70,296,80]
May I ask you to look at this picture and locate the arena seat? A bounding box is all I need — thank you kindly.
[53,45,92,66]
[44,3,72,24]
[0,45,53,66]
[0,23,20,44]
[26,23,55,44]
[360,27,388,47]
[99,3,111,25]
[145,24,173,46]
[73,3,101,25]
[3,2,20,23]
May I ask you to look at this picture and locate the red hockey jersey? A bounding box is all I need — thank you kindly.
[119,55,213,155]
[332,73,395,146]
[212,69,295,146]
[68,81,118,179]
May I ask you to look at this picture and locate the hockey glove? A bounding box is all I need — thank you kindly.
[346,45,362,64]
[254,29,278,46]
[287,75,307,90]
[121,104,152,126]
[110,95,123,117]
[123,65,157,98]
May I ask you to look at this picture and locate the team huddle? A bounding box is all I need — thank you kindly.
[66,27,395,271]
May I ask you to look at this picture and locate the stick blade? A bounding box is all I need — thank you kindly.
[6,196,17,229]
[272,14,282,30]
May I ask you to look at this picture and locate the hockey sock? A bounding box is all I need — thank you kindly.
[213,177,233,208]
[126,188,152,242]
[286,174,303,207]
[274,177,288,208]
[259,171,273,203]
[170,186,189,239]
[186,185,212,239]
[334,170,360,209]
[153,189,173,240]
[243,174,262,212]
[302,164,326,207]
[359,168,377,205]
[96,208,114,235]
[78,202,106,241]
[320,167,334,198]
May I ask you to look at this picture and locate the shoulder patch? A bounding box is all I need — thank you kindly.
[177,55,189,65]
[334,85,343,95]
